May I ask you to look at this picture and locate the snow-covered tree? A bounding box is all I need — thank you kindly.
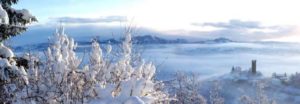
[0,4,9,24]
[0,2,36,102]
[0,56,28,103]
[89,29,169,104]
[239,95,255,104]
[239,81,277,104]
[288,72,300,88]
[209,80,224,104]
[9,26,169,104]
[0,0,37,41]
[169,72,207,104]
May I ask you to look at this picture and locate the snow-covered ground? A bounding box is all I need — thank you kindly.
[197,70,300,104]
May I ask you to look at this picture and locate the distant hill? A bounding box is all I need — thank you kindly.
[132,35,188,44]
[76,35,233,44]
[12,35,235,52]
[75,35,190,44]
[195,37,234,44]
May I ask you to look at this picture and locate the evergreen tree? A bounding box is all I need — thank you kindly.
[0,1,36,103]
[0,0,37,41]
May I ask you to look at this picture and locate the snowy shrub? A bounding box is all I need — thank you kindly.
[209,80,224,104]
[239,81,276,104]
[239,95,255,104]
[168,72,207,104]
[87,29,169,104]
[0,45,29,103]
[288,72,300,88]
[7,26,169,104]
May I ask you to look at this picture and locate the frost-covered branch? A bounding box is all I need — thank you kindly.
[4,26,170,104]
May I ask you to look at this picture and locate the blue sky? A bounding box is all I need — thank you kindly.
[14,0,140,22]
[10,0,300,44]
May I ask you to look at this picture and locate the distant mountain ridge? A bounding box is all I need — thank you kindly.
[77,35,234,44]
[12,35,235,52]
[132,35,188,44]
[196,37,234,44]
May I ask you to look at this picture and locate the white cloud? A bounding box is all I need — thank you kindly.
[52,16,127,24]
[163,19,294,41]
[126,0,300,31]
[27,0,300,42]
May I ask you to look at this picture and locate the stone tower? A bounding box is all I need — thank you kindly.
[251,60,256,74]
